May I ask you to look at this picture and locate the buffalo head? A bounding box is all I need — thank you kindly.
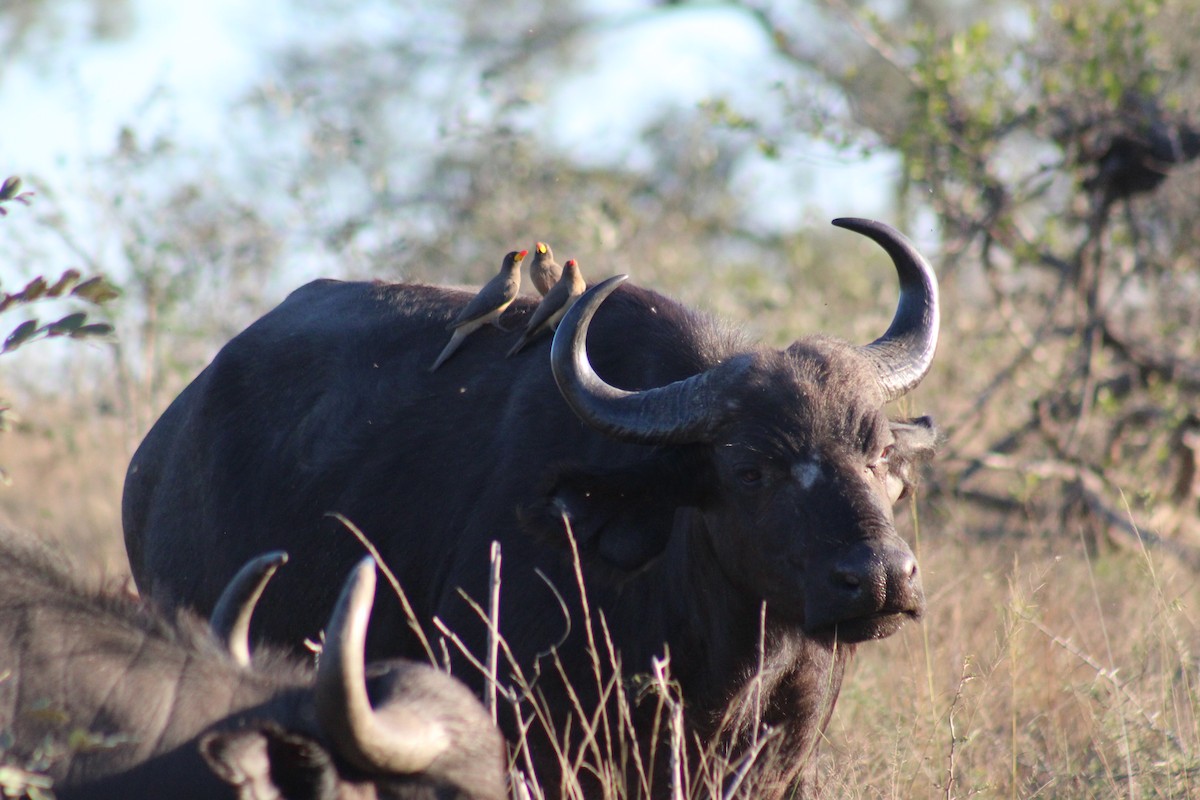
[201,557,507,800]
[544,218,939,643]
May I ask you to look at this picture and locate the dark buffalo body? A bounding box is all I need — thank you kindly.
[124,219,940,795]
[0,540,506,800]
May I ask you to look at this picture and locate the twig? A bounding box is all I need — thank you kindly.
[942,658,974,800]
[1026,617,1184,754]
[752,601,767,750]
[431,615,517,705]
[532,568,572,666]
[1078,524,1136,799]
[599,613,651,797]
[722,726,784,800]
[327,512,437,665]
[967,454,1200,571]
[650,654,685,800]
[487,540,502,724]
[560,513,618,773]
[1101,317,1200,392]
[453,586,532,698]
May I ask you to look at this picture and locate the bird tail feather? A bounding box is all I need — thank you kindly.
[430,330,465,372]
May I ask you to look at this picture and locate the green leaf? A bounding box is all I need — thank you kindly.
[17,277,48,303]
[3,319,40,353]
[45,312,88,336]
[71,322,114,339]
[47,269,82,297]
[0,176,20,201]
[71,276,121,305]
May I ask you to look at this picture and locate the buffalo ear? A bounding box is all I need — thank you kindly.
[524,448,713,575]
[886,415,939,501]
[200,724,338,800]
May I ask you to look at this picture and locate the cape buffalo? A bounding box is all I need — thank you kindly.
[0,541,507,800]
[123,218,940,795]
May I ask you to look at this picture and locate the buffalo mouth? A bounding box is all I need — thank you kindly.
[806,609,920,644]
[799,538,926,643]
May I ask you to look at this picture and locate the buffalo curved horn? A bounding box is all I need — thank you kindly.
[551,274,739,445]
[210,550,288,668]
[832,218,940,402]
[315,557,450,774]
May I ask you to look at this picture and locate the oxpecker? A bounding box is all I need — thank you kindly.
[507,258,586,357]
[529,241,562,297]
[429,249,526,372]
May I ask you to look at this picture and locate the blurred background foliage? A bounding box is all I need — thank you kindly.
[2,0,1200,792]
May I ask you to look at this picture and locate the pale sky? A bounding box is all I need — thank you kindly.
[1,0,893,235]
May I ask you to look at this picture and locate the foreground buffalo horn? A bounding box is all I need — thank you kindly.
[315,557,451,774]
[551,219,940,444]
[833,217,940,402]
[551,274,740,444]
[209,550,288,667]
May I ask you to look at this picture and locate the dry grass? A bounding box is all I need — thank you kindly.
[813,505,1200,799]
[0,394,133,584]
[419,514,758,800]
[4,387,1200,798]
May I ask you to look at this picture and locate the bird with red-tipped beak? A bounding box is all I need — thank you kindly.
[507,258,586,358]
[529,241,562,297]
[429,249,526,372]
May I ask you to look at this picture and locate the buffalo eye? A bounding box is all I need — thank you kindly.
[735,465,764,487]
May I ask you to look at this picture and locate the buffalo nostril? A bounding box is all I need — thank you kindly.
[806,543,925,633]
[833,568,862,591]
